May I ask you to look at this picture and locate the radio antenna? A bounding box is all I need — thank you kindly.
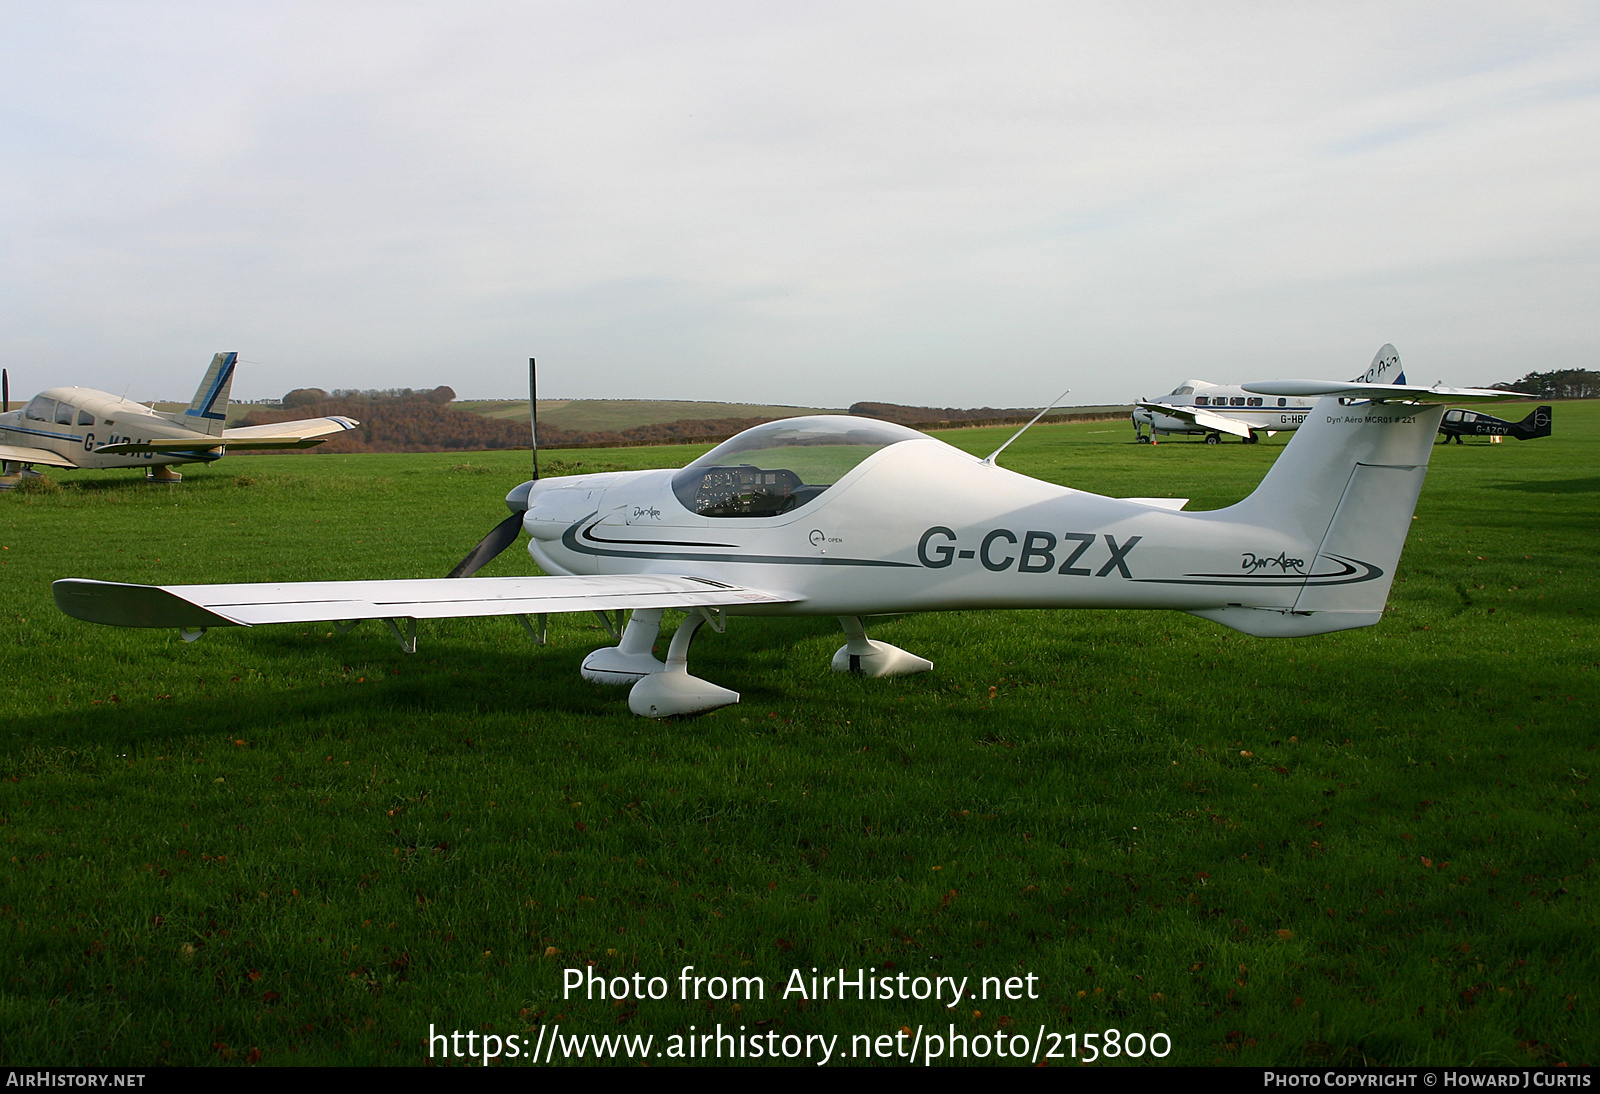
[983,387,1072,465]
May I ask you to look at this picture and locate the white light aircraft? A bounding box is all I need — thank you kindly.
[0,353,359,483]
[1131,345,1408,444]
[54,349,1519,719]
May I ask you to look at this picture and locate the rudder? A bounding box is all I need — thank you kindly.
[173,352,236,436]
[1211,394,1446,635]
[1350,343,1407,386]
[1512,406,1552,440]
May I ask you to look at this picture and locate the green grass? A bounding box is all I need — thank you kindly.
[0,404,1595,1067]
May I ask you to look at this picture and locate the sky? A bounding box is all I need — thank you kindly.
[2,2,1597,407]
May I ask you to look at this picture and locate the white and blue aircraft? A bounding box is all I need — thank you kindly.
[0,353,358,483]
[1131,345,1408,444]
[53,347,1517,718]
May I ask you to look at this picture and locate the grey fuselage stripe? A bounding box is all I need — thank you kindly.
[563,520,1380,586]
[1131,555,1383,588]
[562,518,918,568]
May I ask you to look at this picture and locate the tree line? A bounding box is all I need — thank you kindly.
[243,391,783,453]
[1491,370,1599,400]
[282,386,456,408]
[241,390,1132,455]
[848,401,1122,428]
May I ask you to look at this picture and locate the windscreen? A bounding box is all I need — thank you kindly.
[671,416,923,518]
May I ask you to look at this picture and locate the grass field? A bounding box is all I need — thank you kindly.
[1,403,1595,1067]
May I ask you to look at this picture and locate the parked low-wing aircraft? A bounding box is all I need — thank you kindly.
[55,348,1519,718]
[0,353,359,483]
[1131,345,1408,444]
[1438,404,1551,444]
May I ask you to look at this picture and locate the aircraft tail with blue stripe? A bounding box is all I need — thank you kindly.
[159,352,236,436]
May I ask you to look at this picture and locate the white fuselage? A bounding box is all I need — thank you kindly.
[1133,379,1316,437]
[0,387,222,469]
[520,437,1323,618]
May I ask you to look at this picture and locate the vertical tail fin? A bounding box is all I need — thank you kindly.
[1350,343,1406,386]
[1512,406,1552,440]
[169,352,235,436]
[1203,387,1445,636]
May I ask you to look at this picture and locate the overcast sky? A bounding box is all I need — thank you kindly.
[2,2,1597,407]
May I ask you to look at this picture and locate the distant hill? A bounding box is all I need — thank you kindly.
[232,392,1133,454]
[849,401,1133,428]
[454,398,846,432]
[236,394,813,453]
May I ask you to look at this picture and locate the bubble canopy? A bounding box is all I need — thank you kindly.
[671,416,925,518]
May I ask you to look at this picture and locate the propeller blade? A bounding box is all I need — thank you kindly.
[529,356,540,482]
[446,512,525,579]
[448,355,542,578]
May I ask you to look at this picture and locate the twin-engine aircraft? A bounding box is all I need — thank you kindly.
[0,353,358,483]
[1131,346,1407,444]
[55,346,1520,718]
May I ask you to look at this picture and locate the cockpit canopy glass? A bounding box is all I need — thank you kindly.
[671,416,924,518]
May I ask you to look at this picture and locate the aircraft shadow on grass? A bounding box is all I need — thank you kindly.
[9,636,1559,759]
[13,617,875,750]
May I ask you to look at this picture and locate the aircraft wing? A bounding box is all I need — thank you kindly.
[94,416,358,454]
[219,415,361,450]
[1241,381,1518,403]
[1136,400,1254,439]
[54,574,799,629]
[0,444,79,469]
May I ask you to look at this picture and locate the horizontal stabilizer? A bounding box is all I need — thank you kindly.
[0,444,79,469]
[1242,380,1516,403]
[1136,401,1254,438]
[54,574,799,629]
[216,436,329,451]
[1188,605,1382,637]
[95,440,225,455]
